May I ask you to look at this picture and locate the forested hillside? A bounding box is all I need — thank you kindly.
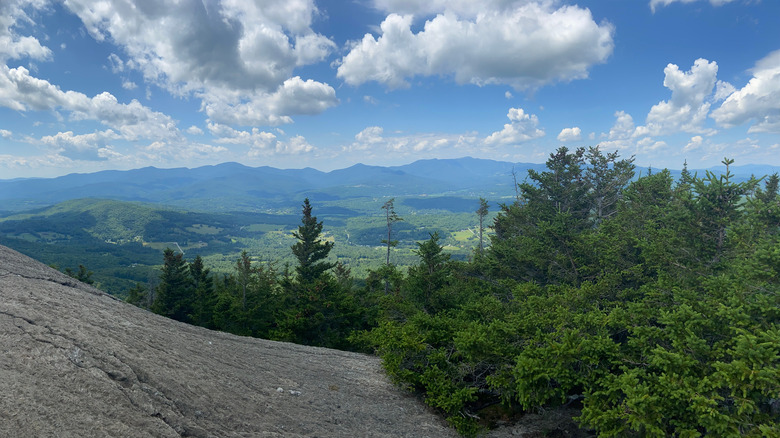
[103,147,779,436]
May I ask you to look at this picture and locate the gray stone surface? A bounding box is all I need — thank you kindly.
[0,245,457,437]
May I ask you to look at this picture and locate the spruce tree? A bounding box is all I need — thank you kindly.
[151,248,194,322]
[190,255,216,328]
[291,198,334,284]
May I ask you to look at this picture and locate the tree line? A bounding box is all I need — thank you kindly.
[124,146,780,436]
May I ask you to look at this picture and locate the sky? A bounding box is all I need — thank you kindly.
[0,0,779,179]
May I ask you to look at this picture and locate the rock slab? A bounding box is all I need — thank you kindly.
[0,245,457,437]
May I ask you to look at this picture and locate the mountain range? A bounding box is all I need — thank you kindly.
[1,157,778,213]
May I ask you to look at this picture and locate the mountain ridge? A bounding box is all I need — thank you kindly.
[2,157,778,213]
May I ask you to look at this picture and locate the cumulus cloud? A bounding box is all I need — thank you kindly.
[683,135,704,153]
[202,76,338,126]
[598,110,636,151]
[0,129,11,138]
[343,125,477,159]
[557,127,582,142]
[711,49,780,134]
[0,65,180,140]
[650,0,736,13]
[186,125,204,135]
[337,2,614,90]
[66,0,333,93]
[40,129,121,160]
[484,107,544,145]
[354,126,385,148]
[62,0,337,125]
[635,58,719,137]
[0,0,52,62]
[209,123,315,156]
[273,135,315,155]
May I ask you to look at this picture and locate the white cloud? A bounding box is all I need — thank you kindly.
[557,126,582,142]
[343,125,478,158]
[635,58,719,137]
[202,76,338,126]
[337,2,613,90]
[598,110,636,150]
[683,135,704,153]
[107,53,124,73]
[186,125,204,135]
[354,126,385,147]
[650,0,736,13]
[62,0,337,126]
[40,129,121,160]
[0,0,52,62]
[66,0,333,93]
[504,91,513,99]
[711,49,780,134]
[0,65,180,141]
[121,80,137,90]
[274,135,314,155]
[484,107,544,145]
[637,137,667,153]
[139,140,228,163]
[713,80,736,101]
[0,129,11,138]
[209,122,315,156]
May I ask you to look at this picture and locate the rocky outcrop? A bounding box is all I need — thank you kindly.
[0,245,586,437]
[0,245,456,437]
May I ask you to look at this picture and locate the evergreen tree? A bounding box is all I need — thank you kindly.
[381,198,403,266]
[276,198,348,347]
[584,146,635,224]
[476,198,489,254]
[151,248,194,323]
[190,255,216,328]
[405,232,452,312]
[235,251,254,311]
[125,283,148,308]
[65,264,94,285]
[291,198,335,284]
[690,158,759,266]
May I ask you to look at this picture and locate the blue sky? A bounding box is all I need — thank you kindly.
[1,0,778,179]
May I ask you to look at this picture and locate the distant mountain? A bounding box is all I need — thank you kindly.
[389,157,547,190]
[0,157,531,212]
[1,157,778,213]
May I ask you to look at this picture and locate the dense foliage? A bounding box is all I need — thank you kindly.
[360,148,780,436]
[101,147,780,435]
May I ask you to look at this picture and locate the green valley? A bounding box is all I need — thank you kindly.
[0,195,497,295]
